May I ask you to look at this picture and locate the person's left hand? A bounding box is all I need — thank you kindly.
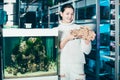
[84,30,96,41]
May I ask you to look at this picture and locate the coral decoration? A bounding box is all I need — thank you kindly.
[70,27,96,41]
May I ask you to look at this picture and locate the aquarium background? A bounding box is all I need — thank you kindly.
[2,36,58,79]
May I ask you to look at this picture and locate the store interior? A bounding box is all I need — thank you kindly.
[0,0,120,80]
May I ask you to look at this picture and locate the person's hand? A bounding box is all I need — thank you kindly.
[70,29,79,37]
[82,30,96,41]
[87,30,96,41]
[60,34,76,49]
[66,34,76,41]
[83,30,96,44]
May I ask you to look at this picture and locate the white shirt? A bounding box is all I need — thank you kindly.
[54,22,92,64]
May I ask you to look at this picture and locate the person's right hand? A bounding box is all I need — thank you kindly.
[83,30,96,41]
[66,34,76,41]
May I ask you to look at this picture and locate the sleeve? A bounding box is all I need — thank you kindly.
[80,39,92,55]
[53,27,63,41]
[58,29,65,41]
[58,30,63,41]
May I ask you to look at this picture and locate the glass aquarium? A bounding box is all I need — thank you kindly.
[2,29,58,79]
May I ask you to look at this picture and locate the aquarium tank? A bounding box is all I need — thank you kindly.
[2,29,58,79]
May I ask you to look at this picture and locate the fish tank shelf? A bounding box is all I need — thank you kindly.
[2,29,58,79]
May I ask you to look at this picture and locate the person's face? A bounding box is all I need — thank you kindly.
[60,8,74,23]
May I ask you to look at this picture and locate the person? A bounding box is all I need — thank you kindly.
[56,4,95,80]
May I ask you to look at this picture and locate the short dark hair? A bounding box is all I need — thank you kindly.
[61,3,74,12]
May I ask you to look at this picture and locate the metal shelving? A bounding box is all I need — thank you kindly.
[115,0,119,80]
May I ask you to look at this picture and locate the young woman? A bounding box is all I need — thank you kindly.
[57,4,95,80]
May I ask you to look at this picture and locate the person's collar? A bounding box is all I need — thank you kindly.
[59,20,74,25]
